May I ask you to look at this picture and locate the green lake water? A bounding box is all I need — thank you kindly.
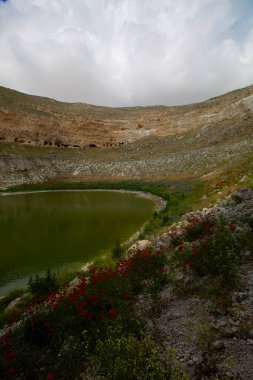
[0,191,155,295]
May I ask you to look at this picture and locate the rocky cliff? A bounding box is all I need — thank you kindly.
[0,85,253,149]
[0,85,253,189]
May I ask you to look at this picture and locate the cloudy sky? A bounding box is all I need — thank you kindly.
[0,0,253,106]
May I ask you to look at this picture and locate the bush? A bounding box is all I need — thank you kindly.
[0,244,170,378]
[28,269,59,297]
[111,240,123,259]
[168,212,242,287]
[87,325,189,380]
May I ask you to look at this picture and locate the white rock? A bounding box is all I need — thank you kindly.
[5,297,22,311]
[129,240,151,251]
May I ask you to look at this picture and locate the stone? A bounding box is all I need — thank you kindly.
[192,355,202,364]
[210,322,219,331]
[129,240,151,252]
[222,327,238,338]
[5,297,22,311]
[225,370,235,378]
[248,329,253,338]
[213,340,225,350]
[231,326,239,334]
[231,320,240,327]
[219,320,227,327]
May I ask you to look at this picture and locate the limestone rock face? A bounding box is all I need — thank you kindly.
[0,85,253,149]
[1,85,253,189]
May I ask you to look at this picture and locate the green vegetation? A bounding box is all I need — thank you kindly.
[164,212,244,289]
[111,240,123,259]
[86,327,188,380]
[28,270,59,298]
[0,208,250,379]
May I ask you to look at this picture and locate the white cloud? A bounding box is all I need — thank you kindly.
[0,0,253,106]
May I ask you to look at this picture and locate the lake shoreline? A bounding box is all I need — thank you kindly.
[0,189,166,296]
[0,188,167,212]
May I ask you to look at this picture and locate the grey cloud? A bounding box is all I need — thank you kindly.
[0,0,253,106]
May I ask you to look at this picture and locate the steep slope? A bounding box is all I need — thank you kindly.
[0,85,253,189]
[0,85,253,148]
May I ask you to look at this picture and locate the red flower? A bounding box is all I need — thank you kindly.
[80,309,89,317]
[193,249,199,255]
[157,268,164,273]
[186,259,193,267]
[47,373,54,380]
[108,308,117,318]
[87,294,97,300]
[7,367,15,376]
[122,291,130,298]
[6,351,16,362]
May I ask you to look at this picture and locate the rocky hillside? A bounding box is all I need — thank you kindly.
[0,85,253,149]
[0,85,253,189]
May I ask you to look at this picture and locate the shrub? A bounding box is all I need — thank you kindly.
[111,240,123,259]
[86,325,189,380]
[168,212,242,287]
[28,269,59,297]
[0,243,170,378]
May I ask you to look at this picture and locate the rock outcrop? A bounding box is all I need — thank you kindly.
[217,188,253,230]
[0,85,253,149]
